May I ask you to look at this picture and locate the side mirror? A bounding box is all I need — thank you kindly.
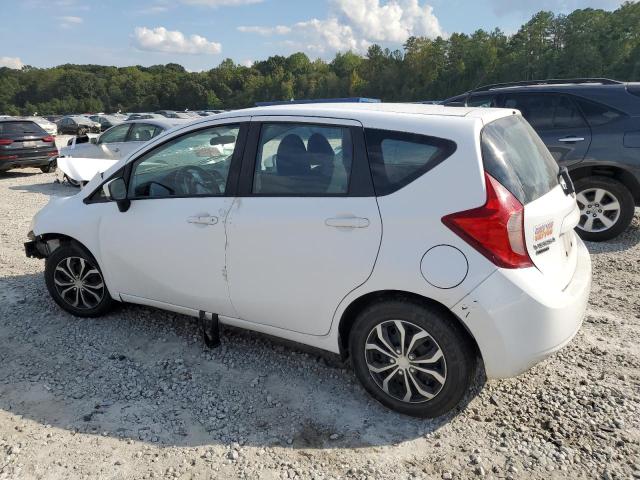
[102,177,130,212]
[90,137,98,145]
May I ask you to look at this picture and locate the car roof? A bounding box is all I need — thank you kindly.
[121,118,191,128]
[208,102,510,123]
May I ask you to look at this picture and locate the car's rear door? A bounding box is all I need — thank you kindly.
[225,116,382,336]
[500,93,592,167]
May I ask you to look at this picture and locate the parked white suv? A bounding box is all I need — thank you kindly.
[25,103,591,417]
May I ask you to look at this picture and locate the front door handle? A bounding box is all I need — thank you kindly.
[325,216,370,228]
[113,147,120,152]
[187,215,218,225]
[558,136,585,143]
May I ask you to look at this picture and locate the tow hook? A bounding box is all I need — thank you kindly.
[200,311,220,348]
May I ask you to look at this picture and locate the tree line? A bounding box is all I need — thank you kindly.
[1,2,639,115]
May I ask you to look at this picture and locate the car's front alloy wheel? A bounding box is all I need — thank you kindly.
[53,256,105,310]
[45,243,113,317]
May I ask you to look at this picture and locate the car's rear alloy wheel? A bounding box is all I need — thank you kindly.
[349,300,475,417]
[364,320,447,403]
[574,176,634,242]
[45,243,113,317]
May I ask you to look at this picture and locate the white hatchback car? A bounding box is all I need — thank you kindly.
[25,103,591,417]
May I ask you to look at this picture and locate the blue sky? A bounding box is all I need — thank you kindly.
[0,0,627,71]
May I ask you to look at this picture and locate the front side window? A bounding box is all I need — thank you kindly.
[98,124,130,144]
[253,123,353,195]
[130,125,239,198]
[365,129,456,196]
[128,123,161,142]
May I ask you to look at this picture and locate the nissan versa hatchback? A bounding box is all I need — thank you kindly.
[25,104,591,417]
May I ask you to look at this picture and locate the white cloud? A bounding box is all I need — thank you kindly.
[237,25,291,35]
[179,0,263,6]
[333,0,443,43]
[57,15,83,28]
[132,26,222,55]
[241,59,254,67]
[237,0,444,55]
[0,57,24,69]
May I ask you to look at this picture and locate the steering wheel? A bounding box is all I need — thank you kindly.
[174,165,224,195]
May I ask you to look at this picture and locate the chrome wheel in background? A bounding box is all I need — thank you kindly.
[364,320,447,404]
[576,187,621,233]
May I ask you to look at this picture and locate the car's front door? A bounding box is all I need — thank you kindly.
[118,122,163,159]
[96,124,132,159]
[500,93,592,166]
[225,117,383,336]
[98,119,248,317]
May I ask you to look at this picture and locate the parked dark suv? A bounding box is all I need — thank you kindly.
[443,78,640,241]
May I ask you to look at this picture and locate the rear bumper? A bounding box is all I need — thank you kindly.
[0,154,57,171]
[452,238,592,378]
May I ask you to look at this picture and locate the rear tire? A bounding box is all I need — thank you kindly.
[574,176,634,242]
[45,243,113,318]
[349,299,475,417]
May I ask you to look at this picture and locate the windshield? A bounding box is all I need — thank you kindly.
[481,115,559,204]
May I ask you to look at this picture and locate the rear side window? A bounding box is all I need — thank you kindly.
[482,115,559,204]
[365,129,456,196]
[574,98,623,126]
[503,94,586,130]
[0,121,46,136]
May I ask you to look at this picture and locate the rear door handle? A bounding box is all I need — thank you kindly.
[558,136,585,143]
[187,215,218,225]
[325,216,370,228]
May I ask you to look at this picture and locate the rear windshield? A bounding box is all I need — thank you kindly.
[0,121,46,136]
[481,115,559,204]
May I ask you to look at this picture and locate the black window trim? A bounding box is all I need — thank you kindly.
[364,127,458,197]
[83,121,249,204]
[237,119,375,198]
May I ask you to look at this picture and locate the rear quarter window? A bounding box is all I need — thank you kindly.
[573,97,624,126]
[365,128,456,196]
[482,115,559,204]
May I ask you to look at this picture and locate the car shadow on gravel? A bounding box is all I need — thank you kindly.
[0,272,482,451]
[0,170,43,180]
[9,179,78,197]
[584,211,640,254]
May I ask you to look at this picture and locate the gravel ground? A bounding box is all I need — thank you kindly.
[1,168,639,480]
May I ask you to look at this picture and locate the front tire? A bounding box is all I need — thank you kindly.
[45,243,113,317]
[349,299,475,418]
[574,176,634,242]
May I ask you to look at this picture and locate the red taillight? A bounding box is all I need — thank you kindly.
[442,172,533,269]
[0,139,13,146]
[42,136,55,142]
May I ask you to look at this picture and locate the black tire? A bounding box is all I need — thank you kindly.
[573,176,634,242]
[45,242,113,317]
[349,299,475,418]
[40,164,53,173]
